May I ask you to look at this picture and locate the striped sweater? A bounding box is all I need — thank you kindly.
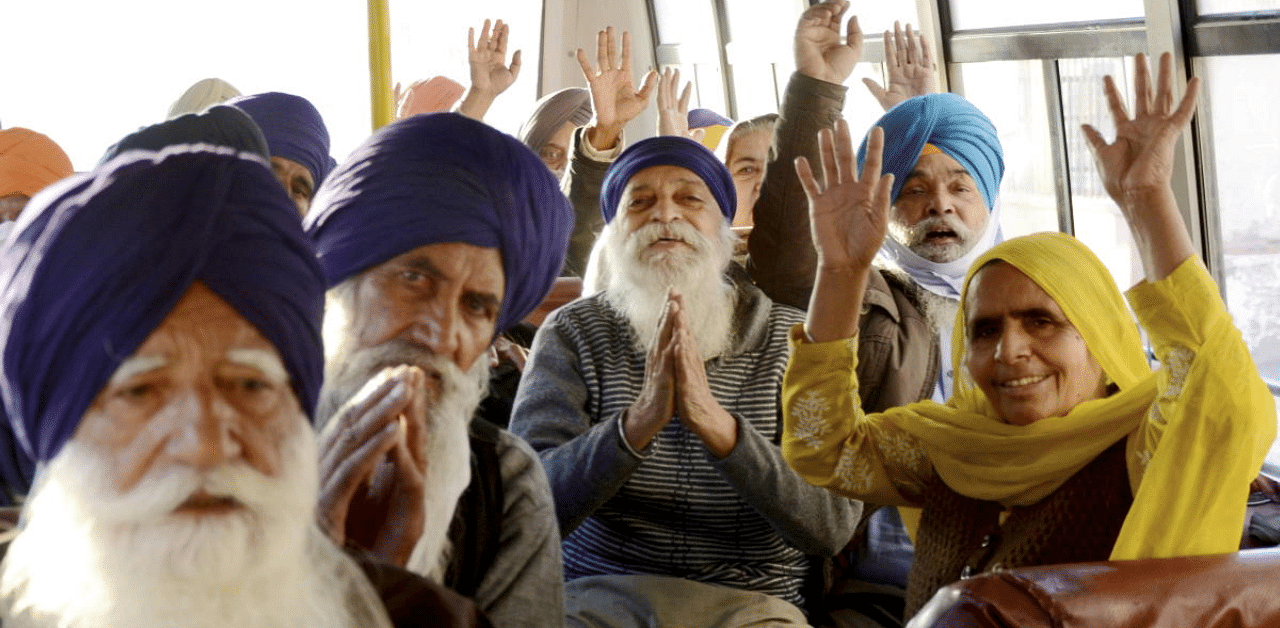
[511,275,860,607]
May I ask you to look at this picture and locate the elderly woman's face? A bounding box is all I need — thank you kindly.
[964,262,1106,426]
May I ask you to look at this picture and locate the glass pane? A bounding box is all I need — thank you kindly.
[389,1,543,139]
[955,61,1061,239]
[949,0,1142,30]
[847,0,921,36]
[1201,55,1280,399]
[653,0,720,62]
[1195,0,1280,15]
[724,0,803,117]
[1058,57,1143,288]
[0,0,372,170]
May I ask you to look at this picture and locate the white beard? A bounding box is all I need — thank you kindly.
[318,319,490,585]
[602,219,737,360]
[0,420,380,628]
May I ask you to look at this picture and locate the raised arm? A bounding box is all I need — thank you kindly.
[863,21,938,111]
[748,0,863,309]
[798,120,894,342]
[457,19,523,121]
[577,27,658,152]
[1081,52,1199,282]
[655,68,705,142]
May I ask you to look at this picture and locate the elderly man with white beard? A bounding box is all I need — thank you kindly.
[305,113,573,628]
[510,135,861,628]
[0,145,488,628]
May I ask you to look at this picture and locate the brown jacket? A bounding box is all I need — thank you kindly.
[746,72,938,413]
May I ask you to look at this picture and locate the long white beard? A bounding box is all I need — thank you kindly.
[602,219,737,360]
[0,421,376,628]
[318,329,490,585]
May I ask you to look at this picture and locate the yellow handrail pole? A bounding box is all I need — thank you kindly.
[368,0,394,130]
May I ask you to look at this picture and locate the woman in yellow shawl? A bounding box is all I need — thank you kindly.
[782,53,1276,619]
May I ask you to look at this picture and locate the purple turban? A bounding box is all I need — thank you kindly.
[0,145,326,481]
[228,92,336,186]
[856,93,1004,210]
[99,105,269,165]
[600,135,736,223]
[305,113,573,334]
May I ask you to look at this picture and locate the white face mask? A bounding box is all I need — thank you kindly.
[0,220,15,243]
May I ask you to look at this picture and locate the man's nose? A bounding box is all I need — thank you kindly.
[926,189,955,216]
[406,298,460,361]
[651,196,681,223]
[165,386,242,471]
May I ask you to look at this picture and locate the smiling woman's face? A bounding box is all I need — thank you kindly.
[964,261,1107,425]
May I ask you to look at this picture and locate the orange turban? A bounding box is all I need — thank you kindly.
[396,76,465,118]
[0,128,74,198]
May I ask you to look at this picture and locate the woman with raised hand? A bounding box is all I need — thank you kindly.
[782,52,1275,620]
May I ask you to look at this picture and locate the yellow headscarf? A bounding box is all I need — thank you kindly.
[877,232,1256,559]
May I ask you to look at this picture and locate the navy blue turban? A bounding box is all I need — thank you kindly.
[0,146,326,490]
[857,93,1004,210]
[99,105,269,165]
[600,135,736,223]
[228,92,336,187]
[305,113,574,335]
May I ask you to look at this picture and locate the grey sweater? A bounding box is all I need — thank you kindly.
[510,275,861,607]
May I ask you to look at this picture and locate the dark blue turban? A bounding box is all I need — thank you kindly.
[857,93,1004,211]
[228,92,336,187]
[99,105,269,165]
[305,113,574,335]
[0,145,326,489]
[600,135,736,223]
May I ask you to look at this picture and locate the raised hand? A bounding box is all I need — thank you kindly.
[863,21,937,111]
[1082,52,1199,205]
[1082,52,1200,281]
[316,365,429,566]
[457,18,522,120]
[795,0,864,85]
[656,67,706,142]
[578,27,658,150]
[796,120,894,271]
[623,291,678,451]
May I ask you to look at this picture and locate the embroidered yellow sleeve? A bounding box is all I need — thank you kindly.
[781,324,933,506]
[1117,257,1276,557]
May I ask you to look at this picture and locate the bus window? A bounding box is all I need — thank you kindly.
[387,1,542,136]
[1199,53,1280,411]
[947,0,1143,30]
[957,61,1061,240]
[1197,0,1280,14]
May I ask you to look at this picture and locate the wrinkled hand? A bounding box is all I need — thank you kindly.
[316,366,428,567]
[1082,52,1199,207]
[578,27,658,150]
[668,291,737,458]
[490,335,529,372]
[468,19,522,97]
[864,21,937,111]
[796,120,894,271]
[795,0,864,85]
[656,68,706,142]
[623,293,677,451]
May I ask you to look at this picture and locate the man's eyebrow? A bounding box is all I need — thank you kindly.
[466,290,503,314]
[109,356,167,385]
[226,349,289,383]
[401,254,446,278]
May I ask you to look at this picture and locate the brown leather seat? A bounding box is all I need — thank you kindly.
[907,548,1280,628]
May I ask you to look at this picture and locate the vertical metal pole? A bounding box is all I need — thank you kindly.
[368,0,394,131]
[1043,59,1075,235]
